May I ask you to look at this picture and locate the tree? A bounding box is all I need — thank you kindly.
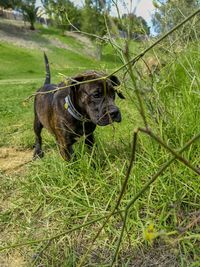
[92,0,112,12]
[81,0,106,37]
[80,0,108,59]
[20,0,38,30]
[152,0,200,36]
[121,13,150,38]
[112,14,150,39]
[41,0,81,33]
[0,0,20,8]
[0,0,38,30]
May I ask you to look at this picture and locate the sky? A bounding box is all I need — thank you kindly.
[36,0,155,32]
[71,0,155,23]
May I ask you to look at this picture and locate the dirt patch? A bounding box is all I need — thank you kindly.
[0,19,96,57]
[126,245,179,267]
[66,31,96,57]
[0,19,49,50]
[0,251,27,267]
[0,147,32,174]
[50,37,71,50]
[66,31,94,48]
[80,242,179,267]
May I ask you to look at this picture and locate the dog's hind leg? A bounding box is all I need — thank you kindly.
[33,114,44,159]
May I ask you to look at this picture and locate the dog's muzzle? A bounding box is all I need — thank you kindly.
[109,106,121,122]
[97,106,122,126]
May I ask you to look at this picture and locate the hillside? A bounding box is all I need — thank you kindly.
[0,19,121,82]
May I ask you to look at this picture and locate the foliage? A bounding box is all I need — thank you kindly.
[81,0,106,37]
[0,0,18,8]
[41,0,149,39]
[20,0,38,30]
[88,0,112,11]
[80,0,109,60]
[113,13,150,39]
[152,0,200,37]
[0,0,38,30]
[41,0,81,33]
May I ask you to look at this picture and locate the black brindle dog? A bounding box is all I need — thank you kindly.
[33,53,124,160]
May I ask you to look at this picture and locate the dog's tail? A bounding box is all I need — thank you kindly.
[44,52,51,85]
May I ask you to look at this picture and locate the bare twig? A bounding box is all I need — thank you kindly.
[77,130,138,266]
[108,8,200,77]
[138,127,200,176]
[0,209,122,252]
[111,132,200,264]
[115,129,138,209]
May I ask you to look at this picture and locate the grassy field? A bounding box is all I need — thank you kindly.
[0,19,200,267]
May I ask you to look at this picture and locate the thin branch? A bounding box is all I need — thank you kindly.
[111,132,200,264]
[24,76,107,101]
[77,130,138,266]
[115,129,138,209]
[107,8,200,78]
[139,127,200,176]
[0,210,122,252]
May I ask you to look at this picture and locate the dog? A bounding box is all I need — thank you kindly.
[33,53,124,160]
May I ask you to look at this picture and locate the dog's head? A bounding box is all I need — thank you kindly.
[69,71,125,126]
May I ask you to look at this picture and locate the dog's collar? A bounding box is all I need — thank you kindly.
[64,95,90,122]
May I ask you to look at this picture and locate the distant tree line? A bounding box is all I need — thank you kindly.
[41,0,150,38]
[0,0,150,39]
[1,0,200,40]
[152,0,200,39]
[0,0,38,30]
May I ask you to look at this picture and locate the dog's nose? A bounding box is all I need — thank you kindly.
[109,107,121,122]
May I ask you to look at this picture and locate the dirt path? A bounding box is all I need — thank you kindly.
[0,18,95,57]
[0,147,33,174]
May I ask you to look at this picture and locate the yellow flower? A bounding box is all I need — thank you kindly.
[143,223,157,243]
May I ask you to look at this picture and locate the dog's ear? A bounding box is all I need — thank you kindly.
[69,75,85,97]
[116,91,125,99]
[109,75,120,87]
[70,74,84,88]
[68,75,85,104]
[109,75,125,99]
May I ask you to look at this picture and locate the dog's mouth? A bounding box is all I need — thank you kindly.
[96,110,122,126]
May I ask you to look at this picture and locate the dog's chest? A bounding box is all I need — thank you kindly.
[73,122,96,137]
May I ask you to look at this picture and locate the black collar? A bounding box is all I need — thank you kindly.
[64,95,91,122]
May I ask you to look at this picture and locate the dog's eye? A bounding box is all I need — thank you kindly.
[111,90,115,99]
[93,92,103,99]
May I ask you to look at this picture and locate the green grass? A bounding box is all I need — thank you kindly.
[0,21,200,266]
[0,22,121,82]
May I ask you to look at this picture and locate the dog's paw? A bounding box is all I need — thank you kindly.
[33,150,44,160]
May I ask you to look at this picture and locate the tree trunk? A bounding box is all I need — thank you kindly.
[30,21,35,30]
[95,43,102,60]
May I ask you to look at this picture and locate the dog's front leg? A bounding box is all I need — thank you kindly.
[59,144,73,161]
[57,142,74,161]
[85,133,94,149]
[55,133,74,161]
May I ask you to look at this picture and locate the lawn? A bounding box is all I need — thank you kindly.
[0,20,200,266]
